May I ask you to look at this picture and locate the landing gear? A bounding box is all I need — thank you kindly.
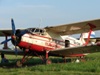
[16,49,33,67]
[16,50,51,67]
[16,60,22,67]
[33,51,51,64]
[45,59,51,64]
[44,51,51,64]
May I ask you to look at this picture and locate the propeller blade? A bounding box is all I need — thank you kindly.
[0,38,12,44]
[11,18,16,35]
[11,18,18,56]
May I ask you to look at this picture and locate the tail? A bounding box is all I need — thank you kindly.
[79,23,97,45]
[80,31,96,45]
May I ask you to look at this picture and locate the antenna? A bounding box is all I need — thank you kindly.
[33,18,42,33]
[38,18,42,28]
[38,18,42,34]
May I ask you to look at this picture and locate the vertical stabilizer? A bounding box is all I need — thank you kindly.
[80,23,96,45]
[80,31,96,45]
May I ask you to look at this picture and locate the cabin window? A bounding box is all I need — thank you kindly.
[65,40,70,47]
[29,28,45,35]
[52,39,65,46]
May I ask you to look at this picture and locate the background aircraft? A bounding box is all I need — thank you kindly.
[0,18,100,66]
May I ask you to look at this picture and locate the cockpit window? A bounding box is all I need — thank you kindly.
[28,28,45,35]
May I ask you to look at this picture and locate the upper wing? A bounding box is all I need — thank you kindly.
[0,29,12,36]
[45,19,100,35]
[0,28,25,36]
[50,42,100,57]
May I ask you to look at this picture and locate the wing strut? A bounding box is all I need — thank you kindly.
[84,23,96,45]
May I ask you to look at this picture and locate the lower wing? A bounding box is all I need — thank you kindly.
[50,42,100,57]
[0,49,24,55]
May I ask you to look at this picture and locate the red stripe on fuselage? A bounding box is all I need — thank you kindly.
[18,41,55,52]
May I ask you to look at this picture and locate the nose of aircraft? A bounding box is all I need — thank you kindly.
[11,35,16,40]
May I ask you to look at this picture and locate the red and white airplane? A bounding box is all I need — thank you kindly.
[0,18,100,66]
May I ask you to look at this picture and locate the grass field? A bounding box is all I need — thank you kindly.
[0,52,100,75]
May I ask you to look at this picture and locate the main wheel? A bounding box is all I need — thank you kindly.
[46,59,52,64]
[16,60,22,67]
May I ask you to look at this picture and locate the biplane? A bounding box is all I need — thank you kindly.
[0,18,100,66]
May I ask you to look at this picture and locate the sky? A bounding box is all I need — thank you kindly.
[0,0,100,36]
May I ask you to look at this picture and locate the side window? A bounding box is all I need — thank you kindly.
[29,28,46,35]
[31,28,35,32]
[39,29,46,35]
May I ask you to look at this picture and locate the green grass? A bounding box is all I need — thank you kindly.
[0,52,100,75]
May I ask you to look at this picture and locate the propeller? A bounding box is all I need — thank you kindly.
[11,19,18,55]
[0,18,27,55]
[0,18,18,55]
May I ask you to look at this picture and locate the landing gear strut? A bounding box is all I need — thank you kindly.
[16,49,33,67]
[44,51,51,64]
[16,50,51,67]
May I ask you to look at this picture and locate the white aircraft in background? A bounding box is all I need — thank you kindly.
[0,18,100,66]
[61,31,96,47]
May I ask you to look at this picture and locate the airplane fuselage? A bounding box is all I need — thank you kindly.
[14,28,83,53]
[17,32,65,52]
